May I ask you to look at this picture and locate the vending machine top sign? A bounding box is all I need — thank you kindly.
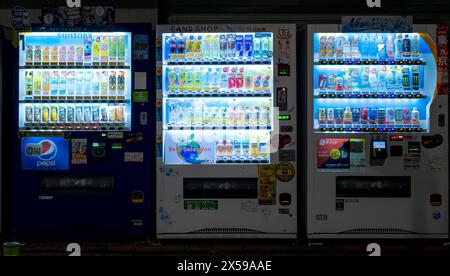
[161,32,274,165]
[313,32,437,133]
[18,32,132,132]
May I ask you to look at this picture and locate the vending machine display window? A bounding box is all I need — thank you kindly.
[313,33,437,134]
[161,32,274,165]
[18,32,132,131]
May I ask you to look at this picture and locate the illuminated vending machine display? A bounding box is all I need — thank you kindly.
[19,32,132,131]
[156,25,297,238]
[306,25,448,239]
[13,29,153,238]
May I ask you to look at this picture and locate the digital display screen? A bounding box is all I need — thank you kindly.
[373,141,386,149]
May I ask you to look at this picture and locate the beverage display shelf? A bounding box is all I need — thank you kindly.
[216,158,269,164]
[21,124,128,131]
[314,59,425,66]
[167,91,272,98]
[165,59,271,66]
[315,93,425,99]
[166,125,272,131]
[317,126,423,133]
[20,64,130,69]
[20,98,130,103]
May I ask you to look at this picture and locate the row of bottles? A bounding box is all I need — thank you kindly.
[24,36,127,66]
[318,65,421,92]
[318,106,420,125]
[24,105,126,124]
[318,33,420,60]
[168,105,271,127]
[166,33,272,61]
[215,134,270,161]
[167,66,271,93]
[24,70,127,97]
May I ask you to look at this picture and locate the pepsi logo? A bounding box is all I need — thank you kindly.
[39,140,58,161]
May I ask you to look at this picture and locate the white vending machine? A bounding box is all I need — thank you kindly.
[306,24,448,239]
[156,24,297,238]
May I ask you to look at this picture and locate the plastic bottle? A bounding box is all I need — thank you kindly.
[368,34,378,59]
[395,66,404,90]
[202,35,211,59]
[326,35,335,58]
[210,35,220,59]
[236,67,244,89]
[227,34,236,58]
[361,67,370,90]
[168,34,177,59]
[378,66,387,91]
[369,67,378,91]
[219,34,228,59]
[411,34,420,58]
[228,67,236,90]
[403,34,411,57]
[385,66,394,90]
[359,34,368,59]
[177,34,186,59]
[168,68,177,91]
[386,35,395,59]
[335,36,344,58]
[377,35,386,59]
[343,36,351,59]
[186,35,195,59]
[351,35,360,58]
[395,34,403,59]
[220,67,228,91]
[411,107,420,125]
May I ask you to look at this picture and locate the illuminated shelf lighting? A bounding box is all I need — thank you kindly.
[20,65,130,69]
[166,125,272,131]
[165,59,271,66]
[315,93,425,99]
[167,91,272,98]
[317,127,422,133]
[19,98,130,103]
[314,59,425,66]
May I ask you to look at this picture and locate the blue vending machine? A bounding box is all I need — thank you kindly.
[12,24,154,239]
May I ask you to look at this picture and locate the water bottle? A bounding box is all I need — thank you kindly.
[219,35,228,59]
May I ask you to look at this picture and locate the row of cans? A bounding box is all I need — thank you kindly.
[25,105,126,123]
[318,107,420,125]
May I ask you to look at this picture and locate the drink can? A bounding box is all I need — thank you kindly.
[117,106,125,122]
[377,108,386,124]
[67,106,74,122]
[351,108,361,123]
[334,108,344,124]
[386,107,394,124]
[42,106,49,122]
[92,106,100,122]
[100,107,108,122]
[109,107,116,122]
[403,107,411,124]
[84,106,91,123]
[33,106,42,123]
[326,108,334,124]
[318,108,326,124]
[58,106,66,123]
[361,107,369,124]
[75,106,83,122]
[50,106,58,122]
[394,107,403,123]
[25,106,33,122]
[369,108,378,124]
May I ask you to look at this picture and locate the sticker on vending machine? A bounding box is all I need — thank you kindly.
[71,139,87,164]
[275,162,295,182]
[350,139,366,168]
[317,138,350,169]
[257,165,277,205]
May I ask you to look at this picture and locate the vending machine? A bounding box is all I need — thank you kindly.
[156,24,297,238]
[306,24,448,239]
[12,24,154,238]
